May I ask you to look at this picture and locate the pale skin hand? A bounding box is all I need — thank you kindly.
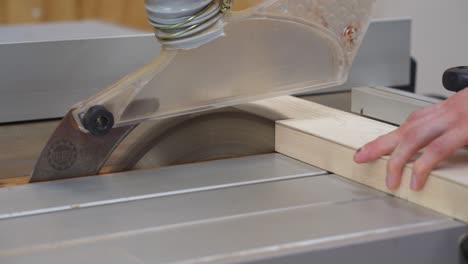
[354,88,468,191]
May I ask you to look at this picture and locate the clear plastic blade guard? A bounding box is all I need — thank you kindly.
[72,0,375,130]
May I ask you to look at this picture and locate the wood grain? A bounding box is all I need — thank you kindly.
[275,102,468,223]
[233,0,263,10]
[0,120,58,179]
[4,0,44,24]
[96,0,126,24]
[0,0,152,30]
[122,0,152,31]
[0,1,6,23]
[0,177,28,187]
[0,0,266,30]
[43,0,77,21]
[77,0,97,18]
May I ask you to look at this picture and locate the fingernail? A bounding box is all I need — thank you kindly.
[411,175,418,190]
[354,148,363,162]
[386,175,398,189]
[386,176,393,189]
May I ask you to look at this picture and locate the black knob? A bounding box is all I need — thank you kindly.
[443,66,468,92]
[461,234,468,261]
[82,105,114,136]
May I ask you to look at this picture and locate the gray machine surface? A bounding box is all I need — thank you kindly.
[352,86,441,125]
[0,21,160,123]
[0,19,410,123]
[0,20,145,43]
[0,154,466,263]
[327,18,411,93]
[1,17,465,264]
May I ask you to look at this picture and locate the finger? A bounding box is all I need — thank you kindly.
[354,129,401,163]
[354,108,443,164]
[386,120,448,189]
[411,120,468,191]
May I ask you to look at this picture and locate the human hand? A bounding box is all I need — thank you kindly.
[353,89,468,191]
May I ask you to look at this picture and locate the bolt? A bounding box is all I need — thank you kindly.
[344,25,357,44]
[82,105,114,136]
[221,0,232,12]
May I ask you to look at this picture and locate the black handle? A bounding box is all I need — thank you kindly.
[443,66,468,92]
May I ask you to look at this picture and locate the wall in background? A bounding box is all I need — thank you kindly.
[0,0,257,30]
[0,0,152,30]
[373,0,468,97]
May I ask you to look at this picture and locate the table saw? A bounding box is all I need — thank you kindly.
[0,1,467,263]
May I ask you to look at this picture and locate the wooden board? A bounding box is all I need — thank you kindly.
[0,0,263,30]
[0,177,29,188]
[233,0,263,10]
[0,120,58,180]
[0,1,6,23]
[43,0,78,21]
[122,0,152,31]
[0,0,152,30]
[77,0,97,18]
[4,0,44,24]
[275,101,468,223]
[96,0,126,24]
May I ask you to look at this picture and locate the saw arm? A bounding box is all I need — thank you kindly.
[30,0,375,182]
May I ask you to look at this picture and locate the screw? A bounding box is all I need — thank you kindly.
[221,0,232,12]
[344,25,358,44]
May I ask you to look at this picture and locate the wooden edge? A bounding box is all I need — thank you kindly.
[275,122,468,223]
[0,176,29,187]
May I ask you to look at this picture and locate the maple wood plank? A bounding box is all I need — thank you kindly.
[275,102,468,223]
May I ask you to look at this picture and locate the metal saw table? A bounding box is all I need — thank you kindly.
[1,19,467,263]
[0,154,466,263]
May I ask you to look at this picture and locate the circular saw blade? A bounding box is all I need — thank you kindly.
[105,109,274,172]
